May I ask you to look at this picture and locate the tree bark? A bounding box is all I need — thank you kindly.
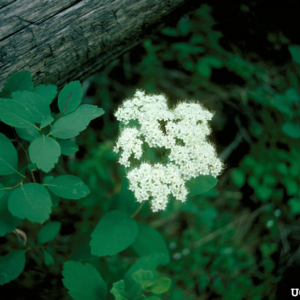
[0,0,194,91]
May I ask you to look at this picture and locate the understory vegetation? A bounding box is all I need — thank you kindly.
[1,2,300,300]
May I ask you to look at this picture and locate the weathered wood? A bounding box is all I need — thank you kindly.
[0,0,193,91]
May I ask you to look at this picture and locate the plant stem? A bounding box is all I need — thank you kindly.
[132,201,146,218]
[9,179,24,189]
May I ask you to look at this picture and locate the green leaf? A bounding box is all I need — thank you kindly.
[57,139,79,156]
[110,280,128,300]
[12,91,51,123]
[197,60,211,78]
[29,136,61,172]
[50,193,60,207]
[8,183,52,223]
[281,122,300,139]
[0,133,18,175]
[132,269,154,289]
[161,27,178,36]
[0,208,21,236]
[288,198,300,215]
[37,221,61,244]
[2,71,33,98]
[132,269,154,284]
[0,97,36,128]
[90,210,138,257]
[43,249,54,265]
[124,253,169,298]
[0,173,22,187]
[202,56,223,68]
[15,127,41,142]
[177,17,191,35]
[44,179,61,206]
[289,45,300,65]
[231,169,245,188]
[40,115,54,128]
[145,297,160,300]
[49,105,105,139]
[62,261,107,300]
[186,175,218,197]
[58,81,82,115]
[131,224,169,258]
[150,277,171,294]
[273,94,292,114]
[0,250,27,285]
[110,271,154,300]
[74,104,105,121]
[44,175,90,200]
[43,176,54,184]
[33,84,57,104]
[125,253,169,283]
[0,191,21,236]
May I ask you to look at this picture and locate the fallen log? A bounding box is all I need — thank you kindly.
[0,0,194,91]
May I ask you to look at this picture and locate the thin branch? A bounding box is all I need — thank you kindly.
[10,178,24,189]
[132,202,146,218]
[59,92,72,119]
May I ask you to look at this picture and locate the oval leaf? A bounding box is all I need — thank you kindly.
[0,133,18,175]
[49,105,104,139]
[2,71,33,98]
[40,115,54,129]
[29,136,61,172]
[150,277,172,294]
[90,210,138,257]
[186,175,218,197]
[132,269,154,289]
[8,183,52,223]
[15,127,41,142]
[62,261,107,300]
[50,193,60,207]
[12,91,51,123]
[44,175,90,200]
[43,249,55,265]
[57,139,79,156]
[38,221,61,244]
[0,97,36,128]
[33,84,57,104]
[73,104,105,121]
[281,122,300,139]
[58,81,82,115]
[0,250,27,285]
[132,224,169,257]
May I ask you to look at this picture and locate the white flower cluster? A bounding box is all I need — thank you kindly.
[127,163,187,212]
[114,90,223,212]
[113,128,143,167]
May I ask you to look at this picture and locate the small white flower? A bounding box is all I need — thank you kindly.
[114,90,223,212]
